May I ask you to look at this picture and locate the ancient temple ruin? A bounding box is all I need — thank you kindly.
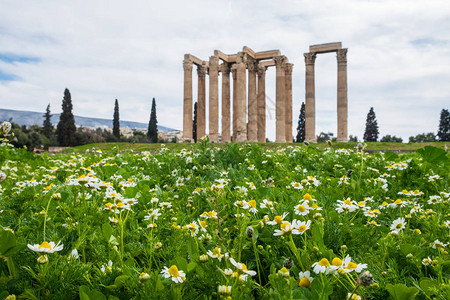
[304,42,348,142]
[183,47,293,143]
[182,42,348,143]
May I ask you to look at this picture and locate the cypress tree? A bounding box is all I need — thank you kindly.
[147,98,158,143]
[113,99,120,140]
[296,102,306,143]
[42,104,54,138]
[56,88,77,146]
[363,107,379,142]
[193,102,197,143]
[437,108,450,141]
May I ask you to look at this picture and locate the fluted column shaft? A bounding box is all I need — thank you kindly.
[274,56,286,143]
[285,63,293,143]
[304,52,316,142]
[235,53,247,142]
[337,49,348,142]
[221,64,231,142]
[209,56,219,142]
[231,66,237,142]
[183,58,193,141]
[257,65,266,142]
[247,60,258,142]
[197,64,206,140]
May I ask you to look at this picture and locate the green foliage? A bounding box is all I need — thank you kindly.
[386,283,419,300]
[112,99,120,140]
[409,132,436,143]
[363,107,379,142]
[42,104,54,139]
[0,140,448,299]
[193,101,197,143]
[381,135,403,143]
[147,98,158,143]
[296,102,305,143]
[56,88,77,146]
[437,108,450,141]
[316,132,330,143]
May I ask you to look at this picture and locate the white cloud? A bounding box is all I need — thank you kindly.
[0,0,449,142]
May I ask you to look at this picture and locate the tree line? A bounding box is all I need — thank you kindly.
[294,103,449,143]
[7,89,160,150]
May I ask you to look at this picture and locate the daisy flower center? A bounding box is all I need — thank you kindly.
[299,277,311,288]
[347,262,358,269]
[344,200,352,205]
[318,258,330,267]
[274,216,283,224]
[298,224,307,232]
[297,205,306,212]
[39,241,52,250]
[281,222,292,232]
[213,247,221,256]
[168,265,180,277]
[332,257,342,267]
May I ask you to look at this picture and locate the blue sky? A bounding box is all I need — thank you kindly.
[0,0,449,141]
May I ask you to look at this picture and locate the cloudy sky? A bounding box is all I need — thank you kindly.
[1,0,449,141]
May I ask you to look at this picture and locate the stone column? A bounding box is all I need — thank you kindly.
[231,66,237,142]
[197,64,206,141]
[337,49,348,142]
[209,56,219,142]
[257,64,266,142]
[274,56,286,143]
[304,52,316,142]
[183,58,193,141]
[247,60,258,142]
[235,52,247,142]
[285,63,293,143]
[221,63,231,142]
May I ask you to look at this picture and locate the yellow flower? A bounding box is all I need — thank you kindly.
[303,193,313,201]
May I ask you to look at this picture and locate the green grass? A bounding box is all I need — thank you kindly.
[63,141,449,154]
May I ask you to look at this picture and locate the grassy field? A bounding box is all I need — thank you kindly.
[63,141,449,154]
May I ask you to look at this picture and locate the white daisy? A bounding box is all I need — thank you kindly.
[27,241,64,253]
[161,265,186,283]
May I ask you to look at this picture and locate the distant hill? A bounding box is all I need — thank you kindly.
[0,108,177,133]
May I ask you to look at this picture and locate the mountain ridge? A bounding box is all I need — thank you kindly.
[0,108,177,133]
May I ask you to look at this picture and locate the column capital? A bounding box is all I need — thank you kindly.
[257,64,267,77]
[274,55,287,67]
[304,52,316,65]
[236,52,247,65]
[209,56,219,73]
[337,48,348,63]
[197,64,207,78]
[247,60,258,73]
[183,59,193,72]
[221,63,231,74]
[284,63,293,76]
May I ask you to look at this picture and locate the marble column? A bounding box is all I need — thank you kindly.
[197,64,206,141]
[257,65,266,142]
[247,60,258,142]
[235,53,247,142]
[221,63,231,142]
[337,49,348,142]
[274,56,286,143]
[231,66,237,142]
[285,63,293,143]
[304,52,316,142]
[209,56,219,142]
[183,58,193,141]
